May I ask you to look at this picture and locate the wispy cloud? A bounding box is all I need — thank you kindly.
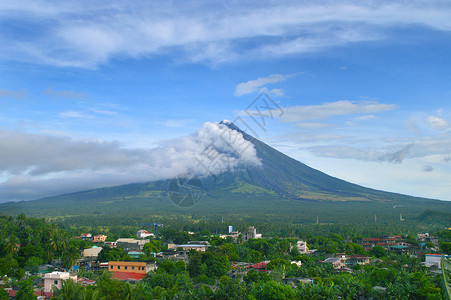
[164,119,194,128]
[235,74,289,96]
[422,165,434,172]
[379,143,414,164]
[45,88,86,99]
[2,1,451,67]
[59,111,94,119]
[0,88,29,99]
[261,100,396,123]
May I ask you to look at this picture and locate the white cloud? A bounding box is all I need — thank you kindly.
[3,1,451,67]
[268,88,284,97]
[235,74,289,96]
[262,100,396,123]
[59,111,94,119]
[427,115,448,129]
[0,122,261,202]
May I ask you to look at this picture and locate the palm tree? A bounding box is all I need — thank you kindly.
[62,246,80,270]
[5,235,19,256]
[55,279,81,300]
[81,287,101,300]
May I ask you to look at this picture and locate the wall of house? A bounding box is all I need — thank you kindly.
[108,261,148,274]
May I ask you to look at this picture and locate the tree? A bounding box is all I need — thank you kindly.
[97,247,129,263]
[440,242,451,254]
[0,287,9,300]
[16,279,37,300]
[54,279,81,300]
[25,256,44,274]
[258,281,295,300]
[62,245,80,270]
[370,245,387,258]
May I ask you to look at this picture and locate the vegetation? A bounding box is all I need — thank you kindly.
[1,213,449,299]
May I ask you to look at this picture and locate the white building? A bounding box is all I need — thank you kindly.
[137,230,154,239]
[425,254,442,269]
[116,238,150,251]
[242,226,262,242]
[83,246,103,258]
[44,272,77,293]
[296,241,309,254]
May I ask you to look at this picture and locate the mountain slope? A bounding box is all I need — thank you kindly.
[203,121,433,203]
[0,121,449,220]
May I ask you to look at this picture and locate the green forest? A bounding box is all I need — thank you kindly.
[1,213,451,299]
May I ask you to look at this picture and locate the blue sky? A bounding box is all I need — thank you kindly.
[1,0,451,202]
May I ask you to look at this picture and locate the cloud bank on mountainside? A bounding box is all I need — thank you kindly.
[0,122,260,202]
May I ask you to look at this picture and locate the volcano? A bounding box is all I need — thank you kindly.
[1,121,449,221]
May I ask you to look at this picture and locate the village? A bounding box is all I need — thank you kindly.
[2,224,449,299]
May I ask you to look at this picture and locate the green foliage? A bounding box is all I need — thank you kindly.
[0,213,447,299]
[243,269,270,284]
[15,279,37,300]
[24,256,44,274]
[54,279,81,300]
[187,250,230,280]
[97,247,130,263]
[440,242,451,254]
[370,245,387,258]
[258,281,295,300]
[0,287,8,300]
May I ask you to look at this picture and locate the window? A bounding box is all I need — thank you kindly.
[125,266,127,270]
[132,266,135,270]
[54,280,58,285]
[110,265,113,269]
[118,266,120,269]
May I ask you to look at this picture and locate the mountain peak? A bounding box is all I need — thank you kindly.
[219,120,252,140]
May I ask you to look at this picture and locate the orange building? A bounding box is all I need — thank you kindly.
[108,261,154,274]
[93,235,107,243]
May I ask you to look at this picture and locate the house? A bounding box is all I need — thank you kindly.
[291,261,302,267]
[116,238,149,251]
[80,233,92,240]
[177,244,208,252]
[111,272,147,284]
[77,277,96,287]
[109,261,155,274]
[296,241,309,254]
[83,246,103,259]
[104,241,117,248]
[137,230,154,239]
[389,244,421,255]
[246,261,268,272]
[219,231,241,242]
[162,250,189,263]
[424,254,442,269]
[282,277,313,288]
[44,272,77,293]
[346,255,370,266]
[355,237,397,251]
[93,235,107,243]
[322,254,347,269]
[128,251,145,259]
[242,226,262,242]
[109,261,156,283]
[417,233,440,246]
